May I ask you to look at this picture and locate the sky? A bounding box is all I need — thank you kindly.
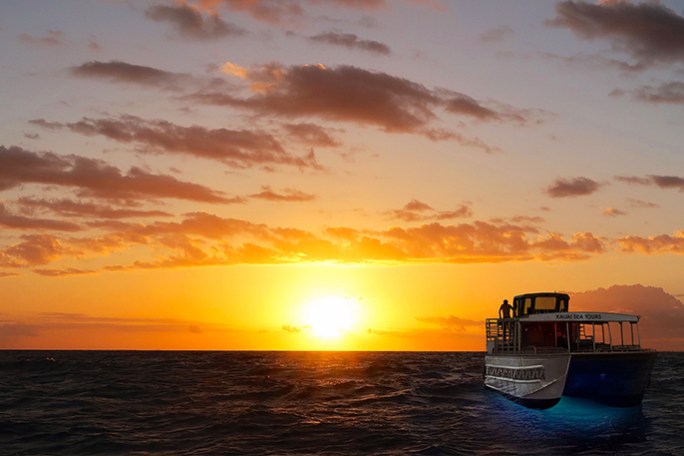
[1,0,683,351]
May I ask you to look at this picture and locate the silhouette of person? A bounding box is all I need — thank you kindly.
[499,299,513,319]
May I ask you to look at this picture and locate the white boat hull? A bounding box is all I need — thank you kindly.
[484,354,571,409]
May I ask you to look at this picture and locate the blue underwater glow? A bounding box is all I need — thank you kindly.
[487,390,650,450]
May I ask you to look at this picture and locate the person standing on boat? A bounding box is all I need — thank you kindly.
[499,299,513,341]
[499,299,513,319]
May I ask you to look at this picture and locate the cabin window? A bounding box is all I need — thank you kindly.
[524,298,533,315]
[535,296,557,312]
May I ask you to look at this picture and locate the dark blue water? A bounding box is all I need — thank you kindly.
[0,351,681,455]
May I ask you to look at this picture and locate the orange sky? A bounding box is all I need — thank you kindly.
[1,1,683,350]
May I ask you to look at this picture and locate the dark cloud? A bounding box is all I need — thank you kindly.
[0,145,228,203]
[616,174,684,192]
[196,63,534,141]
[546,177,602,197]
[630,81,684,104]
[571,284,684,350]
[32,115,319,170]
[70,60,190,90]
[548,1,684,67]
[145,4,246,40]
[309,32,391,55]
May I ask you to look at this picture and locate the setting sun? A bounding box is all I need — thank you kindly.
[303,295,361,340]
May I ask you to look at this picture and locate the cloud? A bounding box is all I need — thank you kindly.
[602,207,626,217]
[283,123,341,147]
[145,4,246,40]
[546,177,602,197]
[4,212,614,272]
[308,31,391,55]
[480,26,514,44]
[389,199,472,222]
[616,174,684,192]
[18,30,65,46]
[617,231,684,254]
[196,63,535,140]
[194,0,389,26]
[31,115,319,170]
[630,81,684,104]
[0,145,228,203]
[0,203,82,231]
[571,284,684,350]
[548,1,684,67]
[16,197,173,219]
[415,315,481,332]
[70,60,192,90]
[250,186,316,202]
[5,235,65,266]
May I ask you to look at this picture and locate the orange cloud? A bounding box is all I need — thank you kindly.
[249,186,316,202]
[389,200,472,222]
[617,231,684,254]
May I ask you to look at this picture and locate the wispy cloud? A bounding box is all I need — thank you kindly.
[16,197,173,220]
[18,30,65,47]
[308,31,391,55]
[616,174,684,192]
[250,186,315,202]
[31,115,320,170]
[389,199,472,222]
[0,203,82,231]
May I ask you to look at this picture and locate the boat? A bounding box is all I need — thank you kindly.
[484,292,656,409]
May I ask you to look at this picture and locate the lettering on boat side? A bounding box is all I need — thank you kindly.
[555,313,602,320]
[485,365,545,381]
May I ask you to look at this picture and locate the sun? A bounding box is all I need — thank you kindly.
[303,295,360,339]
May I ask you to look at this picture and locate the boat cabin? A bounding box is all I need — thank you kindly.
[486,292,644,355]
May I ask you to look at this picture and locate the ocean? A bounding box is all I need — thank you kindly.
[0,351,681,455]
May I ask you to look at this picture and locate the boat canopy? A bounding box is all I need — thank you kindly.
[525,312,639,323]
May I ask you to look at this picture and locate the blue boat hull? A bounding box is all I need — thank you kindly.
[563,351,657,407]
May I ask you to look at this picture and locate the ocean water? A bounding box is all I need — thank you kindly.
[0,351,681,456]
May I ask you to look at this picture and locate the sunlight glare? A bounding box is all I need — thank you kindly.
[304,295,360,339]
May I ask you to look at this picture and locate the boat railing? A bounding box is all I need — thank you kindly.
[486,317,645,354]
